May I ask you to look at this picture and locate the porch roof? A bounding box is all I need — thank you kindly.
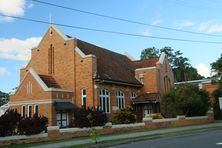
[132,93,160,104]
[54,101,75,111]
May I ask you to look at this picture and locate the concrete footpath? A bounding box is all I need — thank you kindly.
[29,122,222,148]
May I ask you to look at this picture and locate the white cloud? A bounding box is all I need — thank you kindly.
[174,20,196,29]
[151,19,163,25]
[0,67,10,76]
[207,24,222,33]
[0,0,34,22]
[174,19,222,33]
[140,27,152,36]
[0,37,42,61]
[195,64,210,78]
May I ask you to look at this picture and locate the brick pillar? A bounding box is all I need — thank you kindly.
[47,126,60,139]
[207,110,214,122]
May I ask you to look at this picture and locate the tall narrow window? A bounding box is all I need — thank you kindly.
[27,105,32,117]
[26,81,32,94]
[130,92,137,100]
[81,88,86,107]
[99,89,110,113]
[21,105,26,117]
[34,104,38,116]
[48,44,54,74]
[116,91,125,109]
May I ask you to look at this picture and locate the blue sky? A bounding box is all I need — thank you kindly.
[1,0,222,93]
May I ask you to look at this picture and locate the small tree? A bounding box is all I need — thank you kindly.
[212,88,222,120]
[72,107,107,128]
[18,114,48,135]
[111,107,136,124]
[161,84,210,117]
[0,110,21,136]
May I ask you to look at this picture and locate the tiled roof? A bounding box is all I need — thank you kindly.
[133,57,159,69]
[132,93,160,104]
[39,75,61,88]
[76,39,142,86]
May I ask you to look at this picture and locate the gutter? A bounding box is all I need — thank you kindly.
[94,78,143,88]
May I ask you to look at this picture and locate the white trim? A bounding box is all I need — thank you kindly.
[51,24,74,41]
[75,47,86,57]
[9,100,52,106]
[123,52,135,61]
[21,105,26,117]
[75,47,96,58]
[11,68,72,95]
[116,90,125,109]
[27,104,32,117]
[157,52,166,64]
[9,99,73,106]
[34,104,38,114]
[135,66,156,71]
[81,88,87,106]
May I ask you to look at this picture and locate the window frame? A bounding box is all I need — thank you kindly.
[130,92,137,100]
[99,89,110,113]
[27,104,32,118]
[21,105,26,117]
[81,88,87,107]
[116,91,125,109]
[34,104,38,116]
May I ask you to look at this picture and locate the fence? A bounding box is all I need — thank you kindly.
[0,111,214,146]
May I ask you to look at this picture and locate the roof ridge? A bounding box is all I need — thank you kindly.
[76,39,128,58]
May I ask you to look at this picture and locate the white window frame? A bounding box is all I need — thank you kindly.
[81,88,87,106]
[99,89,110,113]
[130,92,137,100]
[27,104,32,117]
[116,91,125,109]
[21,105,26,117]
[34,104,38,115]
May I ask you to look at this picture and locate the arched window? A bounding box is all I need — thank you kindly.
[130,92,137,100]
[116,91,125,109]
[99,89,110,113]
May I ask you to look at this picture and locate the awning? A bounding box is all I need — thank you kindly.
[132,93,160,104]
[54,102,75,111]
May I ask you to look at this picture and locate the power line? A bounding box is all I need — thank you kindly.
[1,14,222,44]
[32,0,222,38]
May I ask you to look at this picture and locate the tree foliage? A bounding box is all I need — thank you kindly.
[0,110,21,137]
[111,107,136,124]
[161,84,210,117]
[72,107,107,128]
[211,54,222,84]
[140,46,204,82]
[140,47,159,60]
[212,88,222,120]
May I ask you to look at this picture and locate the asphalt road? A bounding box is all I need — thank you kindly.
[108,129,222,148]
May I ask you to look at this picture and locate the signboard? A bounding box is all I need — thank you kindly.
[0,103,10,117]
[219,97,222,110]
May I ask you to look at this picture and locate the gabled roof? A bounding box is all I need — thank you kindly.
[39,75,61,88]
[11,68,72,95]
[132,93,160,104]
[133,57,159,69]
[76,39,142,86]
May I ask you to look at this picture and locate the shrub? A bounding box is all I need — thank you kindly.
[73,107,107,128]
[212,88,222,120]
[161,84,210,117]
[111,107,136,124]
[18,114,48,135]
[0,110,21,137]
[145,113,164,119]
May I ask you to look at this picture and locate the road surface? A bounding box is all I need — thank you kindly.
[108,129,222,148]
